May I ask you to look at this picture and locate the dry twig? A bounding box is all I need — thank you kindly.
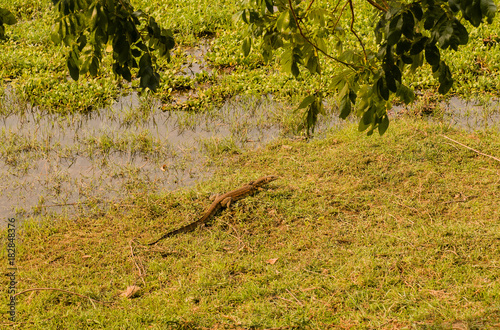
[441,134,500,163]
[285,288,304,306]
[129,240,146,285]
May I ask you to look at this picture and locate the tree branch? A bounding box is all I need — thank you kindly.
[305,0,315,13]
[332,1,349,32]
[365,0,388,12]
[287,0,358,70]
[332,0,345,14]
[348,0,367,60]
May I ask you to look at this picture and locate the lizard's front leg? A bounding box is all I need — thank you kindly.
[220,196,232,208]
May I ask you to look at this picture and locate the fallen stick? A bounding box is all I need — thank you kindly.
[440,134,500,163]
[36,202,80,208]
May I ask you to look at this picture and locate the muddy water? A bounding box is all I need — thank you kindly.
[444,97,500,130]
[0,93,288,223]
[0,91,498,225]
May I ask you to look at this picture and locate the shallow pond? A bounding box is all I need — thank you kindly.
[0,90,498,225]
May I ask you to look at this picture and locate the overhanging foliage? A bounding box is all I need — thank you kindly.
[238,0,497,134]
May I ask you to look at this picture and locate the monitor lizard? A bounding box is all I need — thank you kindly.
[148,175,279,245]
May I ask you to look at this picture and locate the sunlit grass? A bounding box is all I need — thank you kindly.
[1,118,499,328]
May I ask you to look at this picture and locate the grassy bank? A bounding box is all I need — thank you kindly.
[2,117,500,328]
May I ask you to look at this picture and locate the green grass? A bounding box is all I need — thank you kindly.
[1,0,500,328]
[2,117,500,329]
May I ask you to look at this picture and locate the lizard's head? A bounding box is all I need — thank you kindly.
[250,175,279,186]
[265,175,279,182]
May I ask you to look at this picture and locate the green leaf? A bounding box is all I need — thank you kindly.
[281,48,293,74]
[339,94,352,119]
[377,77,389,101]
[0,8,17,25]
[276,10,291,33]
[375,20,384,45]
[410,36,428,55]
[401,11,415,38]
[424,43,440,66]
[139,53,152,70]
[437,23,454,47]
[144,71,160,92]
[138,53,160,91]
[358,116,370,132]
[436,18,469,50]
[306,55,320,74]
[401,55,413,64]
[410,52,424,73]
[409,3,423,20]
[281,47,301,78]
[378,114,390,135]
[424,8,445,30]
[396,84,415,104]
[106,0,115,12]
[396,39,411,55]
[387,14,403,46]
[243,9,251,24]
[264,0,274,13]
[113,34,127,54]
[362,105,375,126]
[269,34,283,49]
[131,48,142,57]
[339,83,349,101]
[464,0,483,27]
[132,11,144,18]
[291,62,300,78]
[449,0,461,12]
[315,37,327,54]
[77,34,87,51]
[301,95,324,135]
[242,37,251,57]
[67,56,80,80]
[349,89,357,104]
[385,70,397,93]
[391,65,402,83]
[454,20,469,45]
[438,62,453,94]
[262,49,271,62]
[51,22,62,43]
[90,4,99,28]
[297,95,315,109]
[480,0,497,23]
[89,56,99,76]
[330,72,348,91]
[122,65,132,82]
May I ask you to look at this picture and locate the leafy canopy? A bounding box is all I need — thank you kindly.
[0,0,497,134]
[237,0,497,135]
[50,0,175,92]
